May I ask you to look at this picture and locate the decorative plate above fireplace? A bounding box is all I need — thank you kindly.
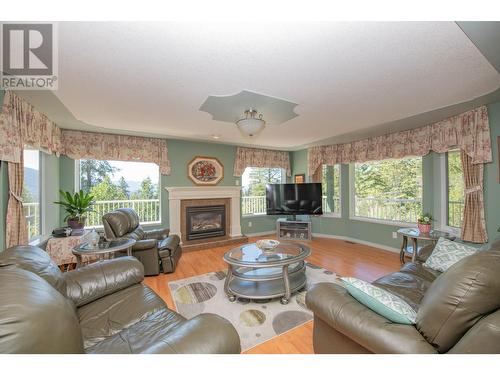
[187,156,224,185]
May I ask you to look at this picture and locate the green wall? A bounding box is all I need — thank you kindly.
[291,101,500,250]
[58,139,280,236]
[1,95,498,250]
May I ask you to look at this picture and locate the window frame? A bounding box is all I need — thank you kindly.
[74,159,162,228]
[349,158,423,226]
[320,164,342,218]
[240,167,285,217]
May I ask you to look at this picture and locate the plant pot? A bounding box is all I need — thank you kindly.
[68,217,86,229]
[418,223,431,233]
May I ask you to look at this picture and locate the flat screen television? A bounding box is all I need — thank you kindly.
[266,183,323,216]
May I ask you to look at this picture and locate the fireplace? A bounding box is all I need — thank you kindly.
[186,205,226,241]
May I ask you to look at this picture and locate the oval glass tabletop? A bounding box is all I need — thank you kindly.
[224,242,310,267]
[73,238,135,254]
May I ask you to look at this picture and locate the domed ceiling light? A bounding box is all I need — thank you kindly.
[236,108,266,137]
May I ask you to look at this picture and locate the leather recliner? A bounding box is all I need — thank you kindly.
[102,208,181,275]
[306,238,500,354]
[0,245,241,354]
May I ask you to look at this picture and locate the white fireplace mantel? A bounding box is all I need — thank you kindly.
[165,186,243,241]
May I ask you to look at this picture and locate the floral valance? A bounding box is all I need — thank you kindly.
[0,91,62,162]
[62,130,171,175]
[308,106,492,175]
[0,91,171,175]
[233,147,291,177]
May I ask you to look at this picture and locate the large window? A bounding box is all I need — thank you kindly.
[353,157,422,223]
[78,160,160,226]
[241,167,284,215]
[23,148,41,241]
[446,150,464,228]
[321,164,341,215]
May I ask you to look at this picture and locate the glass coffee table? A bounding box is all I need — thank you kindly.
[223,241,311,304]
[72,238,136,268]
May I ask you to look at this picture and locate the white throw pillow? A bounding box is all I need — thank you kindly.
[424,237,478,272]
[341,277,417,324]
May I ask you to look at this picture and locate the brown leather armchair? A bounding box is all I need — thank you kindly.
[0,245,240,354]
[306,239,500,354]
[102,208,181,276]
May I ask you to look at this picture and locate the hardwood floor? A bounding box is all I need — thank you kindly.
[143,236,400,354]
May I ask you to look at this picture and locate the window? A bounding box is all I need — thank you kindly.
[241,167,284,215]
[23,148,41,241]
[78,160,160,226]
[353,157,422,223]
[446,150,464,228]
[321,164,341,215]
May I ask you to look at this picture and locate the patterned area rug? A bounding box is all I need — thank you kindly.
[168,262,342,351]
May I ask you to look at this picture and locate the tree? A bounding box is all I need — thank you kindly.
[244,168,282,197]
[89,175,127,201]
[80,160,119,193]
[117,176,130,198]
[131,177,158,200]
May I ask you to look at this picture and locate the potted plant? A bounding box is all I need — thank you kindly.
[54,190,95,229]
[417,213,433,233]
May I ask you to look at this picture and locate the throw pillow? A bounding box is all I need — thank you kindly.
[341,277,417,325]
[424,237,478,273]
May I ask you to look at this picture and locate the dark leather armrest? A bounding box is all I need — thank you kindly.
[132,238,158,250]
[63,257,144,307]
[158,235,180,252]
[417,244,435,263]
[144,228,170,240]
[142,314,241,354]
[306,282,437,354]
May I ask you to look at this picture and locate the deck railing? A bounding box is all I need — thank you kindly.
[87,199,160,227]
[241,195,341,215]
[448,200,464,228]
[354,197,422,223]
[24,202,40,239]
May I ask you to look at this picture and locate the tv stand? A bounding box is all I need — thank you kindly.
[277,218,312,241]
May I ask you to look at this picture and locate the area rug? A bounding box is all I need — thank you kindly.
[168,262,342,351]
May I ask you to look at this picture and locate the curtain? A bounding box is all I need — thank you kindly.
[460,150,488,243]
[6,158,28,248]
[61,130,171,175]
[233,147,291,177]
[307,106,492,176]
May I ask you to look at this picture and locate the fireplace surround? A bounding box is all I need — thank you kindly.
[165,186,246,250]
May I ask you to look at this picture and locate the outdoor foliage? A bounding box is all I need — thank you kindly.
[354,157,423,222]
[242,168,283,197]
[79,159,160,226]
[447,150,465,227]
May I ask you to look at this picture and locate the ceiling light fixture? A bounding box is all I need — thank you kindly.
[236,108,266,137]
[211,134,221,139]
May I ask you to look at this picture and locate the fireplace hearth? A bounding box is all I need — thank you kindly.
[186,205,226,241]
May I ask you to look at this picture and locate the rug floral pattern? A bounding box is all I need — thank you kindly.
[168,262,341,351]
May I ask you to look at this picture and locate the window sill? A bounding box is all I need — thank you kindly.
[242,213,267,218]
[321,212,341,219]
[349,216,416,227]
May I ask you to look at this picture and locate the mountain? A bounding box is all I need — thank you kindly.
[23,167,39,199]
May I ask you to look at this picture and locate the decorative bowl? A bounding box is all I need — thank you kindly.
[256,239,280,253]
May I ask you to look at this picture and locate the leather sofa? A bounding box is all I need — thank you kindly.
[102,208,181,275]
[0,245,240,354]
[306,238,500,354]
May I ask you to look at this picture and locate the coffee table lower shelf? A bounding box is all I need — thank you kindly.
[225,270,306,304]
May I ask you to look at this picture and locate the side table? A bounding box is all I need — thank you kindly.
[72,238,136,269]
[46,230,99,270]
[397,228,455,264]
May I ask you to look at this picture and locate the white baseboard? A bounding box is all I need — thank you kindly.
[312,232,400,253]
[245,230,277,238]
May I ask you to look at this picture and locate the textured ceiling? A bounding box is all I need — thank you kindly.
[17,21,500,149]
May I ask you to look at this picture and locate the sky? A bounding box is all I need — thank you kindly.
[24,149,40,170]
[105,160,159,183]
